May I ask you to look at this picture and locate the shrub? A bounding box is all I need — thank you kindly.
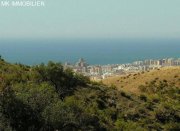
[120,91,131,99]
[139,94,147,102]
[115,119,144,130]
[138,85,147,92]
[174,75,178,78]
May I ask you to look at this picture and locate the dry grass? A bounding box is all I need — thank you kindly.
[102,67,180,94]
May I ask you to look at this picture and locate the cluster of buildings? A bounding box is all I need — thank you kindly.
[64,58,180,80]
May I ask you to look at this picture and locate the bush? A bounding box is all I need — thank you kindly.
[138,85,147,92]
[115,119,144,131]
[120,91,131,99]
[139,94,147,102]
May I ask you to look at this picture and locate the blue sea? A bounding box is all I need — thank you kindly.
[0,39,180,65]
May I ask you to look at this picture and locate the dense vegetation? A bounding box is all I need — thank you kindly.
[0,57,180,130]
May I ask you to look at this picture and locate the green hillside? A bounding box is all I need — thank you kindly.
[0,57,180,130]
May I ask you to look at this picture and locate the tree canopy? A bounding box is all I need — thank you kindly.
[0,59,179,130]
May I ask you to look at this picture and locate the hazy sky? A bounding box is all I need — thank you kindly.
[0,0,180,39]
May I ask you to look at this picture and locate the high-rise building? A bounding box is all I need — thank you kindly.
[76,58,88,67]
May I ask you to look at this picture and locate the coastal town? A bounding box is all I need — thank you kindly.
[64,58,180,80]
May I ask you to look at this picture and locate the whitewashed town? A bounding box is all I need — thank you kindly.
[64,58,180,80]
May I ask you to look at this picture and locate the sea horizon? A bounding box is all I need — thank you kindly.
[0,39,180,65]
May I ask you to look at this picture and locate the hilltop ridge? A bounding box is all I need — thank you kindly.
[103,66,180,94]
